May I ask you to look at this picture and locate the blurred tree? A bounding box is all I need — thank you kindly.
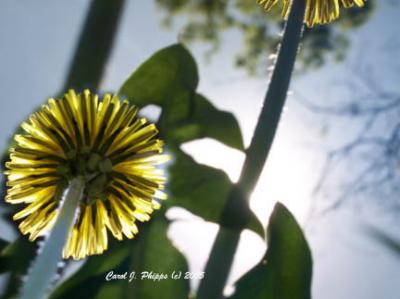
[297,34,400,217]
[309,71,400,210]
[155,0,375,74]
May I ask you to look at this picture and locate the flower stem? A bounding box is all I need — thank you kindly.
[196,1,306,298]
[63,0,126,90]
[17,177,85,299]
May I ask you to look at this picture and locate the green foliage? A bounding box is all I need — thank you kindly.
[124,216,190,299]
[120,44,263,236]
[170,94,244,150]
[167,150,264,237]
[0,238,8,252]
[0,43,312,299]
[49,241,131,298]
[155,0,375,74]
[50,215,189,299]
[0,43,264,299]
[120,44,198,106]
[228,202,313,299]
[0,237,37,299]
[52,242,130,298]
[0,237,34,274]
[46,44,264,299]
[120,45,244,150]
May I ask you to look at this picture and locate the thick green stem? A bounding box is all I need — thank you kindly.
[17,177,85,299]
[196,1,306,298]
[63,0,126,90]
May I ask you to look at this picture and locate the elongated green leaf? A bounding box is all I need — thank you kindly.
[228,202,312,299]
[168,149,264,238]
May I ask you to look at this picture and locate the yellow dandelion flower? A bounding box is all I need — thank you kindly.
[257,0,365,26]
[5,89,168,260]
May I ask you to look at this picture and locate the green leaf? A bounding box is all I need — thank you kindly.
[0,237,37,299]
[127,216,190,299]
[247,215,265,240]
[93,281,125,299]
[169,94,244,150]
[119,44,244,151]
[0,236,36,274]
[118,43,254,235]
[0,238,9,252]
[119,44,198,107]
[168,149,264,238]
[228,202,312,299]
[50,215,190,299]
[49,241,131,299]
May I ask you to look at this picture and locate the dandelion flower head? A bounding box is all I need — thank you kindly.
[5,90,168,259]
[258,0,365,26]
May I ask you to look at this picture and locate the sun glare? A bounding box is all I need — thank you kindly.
[180,130,313,225]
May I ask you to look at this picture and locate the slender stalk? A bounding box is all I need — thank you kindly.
[196,1,306,298]
[63,0,126,90]
[17,177,85,299]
